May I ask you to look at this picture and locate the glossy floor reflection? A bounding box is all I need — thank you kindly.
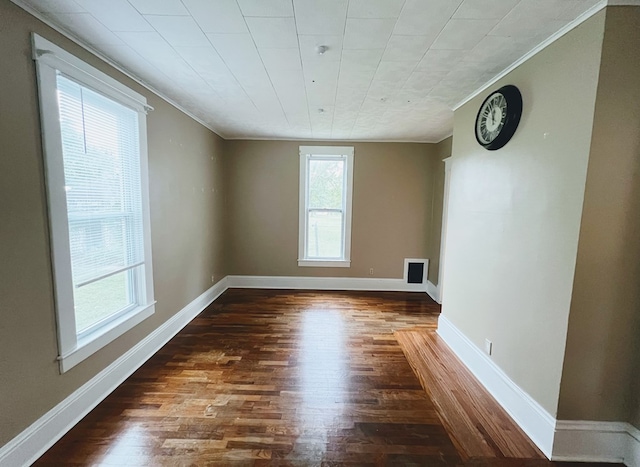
[298,308,347,458]
[35,289,457,465]
[34,289,596,466]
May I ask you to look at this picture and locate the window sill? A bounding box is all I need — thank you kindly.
[58,302,156,373]
[298,259,351,268]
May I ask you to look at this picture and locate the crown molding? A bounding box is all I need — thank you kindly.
[8,0,455,145]
[453,0,609,111]
[224,136,448,144]
[9,0,227,139]
[14,0,636,143]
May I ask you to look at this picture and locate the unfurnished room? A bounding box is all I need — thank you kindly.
[0,0,639,465]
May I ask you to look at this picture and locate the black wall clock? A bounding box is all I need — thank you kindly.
[475,85,522,151]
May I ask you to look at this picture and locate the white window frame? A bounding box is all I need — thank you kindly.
[298,146,354,268]
[33,34,156,373]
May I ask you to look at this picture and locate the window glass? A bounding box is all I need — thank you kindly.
[298,147,353,267]
[57,75,144,334]
[307,210,343,259]
[34,33,155,372]
[308,159,344,210]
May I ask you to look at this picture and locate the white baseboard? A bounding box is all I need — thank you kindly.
[3,280,636,466]
[0,278,228,467]
[553,421,640,465]
[436,315,556,458]
[628,425,640,467]
[426,280,440,303]
[227,275,428,293]
[0,275,429,466]
[436,315,640,465]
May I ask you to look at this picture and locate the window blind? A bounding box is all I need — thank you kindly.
[57,74,144,292]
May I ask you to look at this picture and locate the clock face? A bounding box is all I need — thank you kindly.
[474,85,522,151]
[476,92,507,145]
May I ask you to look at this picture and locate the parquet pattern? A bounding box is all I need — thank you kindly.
[35,289,458,466]
[33,289,619,466]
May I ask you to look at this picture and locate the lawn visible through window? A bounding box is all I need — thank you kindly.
[74,271,131,333]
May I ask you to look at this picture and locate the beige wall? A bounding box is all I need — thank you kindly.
[0,1,227,445]
[6,0,637,454]
[426,137,451,286]
[441,12,605,414]
[225,140,437,279]
[557,6,640,423]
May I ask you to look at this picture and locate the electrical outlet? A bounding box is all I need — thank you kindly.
[484,339,493,356]
[211,275,215,283]
[369,268,374,275]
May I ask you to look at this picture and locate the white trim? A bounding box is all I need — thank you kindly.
[402,258,435,294]
[59,303,155,373]
[227,275,429,292]
[436,315,556,457]
[298,259,351,267]
[435,316,640,465]
[299,151,306,265]
[226,136,451,144]
[426,280,440,303]
[452,0,608,111]
[36,57,77,357]
[628,424,640,467]
[344,155,354,264]
[403,258,429,288]
[14,0,638,145]
[33,32,156,373]
[298,147,354,266]
[299,146,354,156]
[3,274,637,466]
[33,35,151,113]
[553,421,640,465]
[0,278,228,467]
[438,157,453,304]
[10,0,224,138]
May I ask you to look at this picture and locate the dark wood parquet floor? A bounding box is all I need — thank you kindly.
[34,289,615,466]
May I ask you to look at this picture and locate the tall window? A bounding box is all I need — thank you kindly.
[33,34,155,372]
[298,146,354,267]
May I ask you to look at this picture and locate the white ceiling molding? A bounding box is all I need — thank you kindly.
[226,135,452,144]
[9,0,227,138]
[11,0,611,142]
[607,0,640,5]
[453,0,608,110]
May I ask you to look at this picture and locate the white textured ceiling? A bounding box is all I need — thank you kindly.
[16,0,601,142]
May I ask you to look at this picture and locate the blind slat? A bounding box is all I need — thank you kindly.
[57,74,144,287]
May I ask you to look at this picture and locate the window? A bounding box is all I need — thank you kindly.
[298,146,354,267]
[33,34,155,372]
